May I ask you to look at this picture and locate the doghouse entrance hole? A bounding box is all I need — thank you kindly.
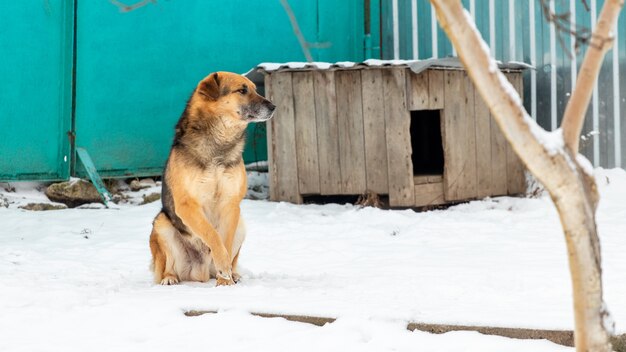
[302,195,360,205]
[410,110,444,176]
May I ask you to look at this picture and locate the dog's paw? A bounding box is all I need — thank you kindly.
[215,267,234,286]
[232,272,241,283]
[216,276,235,286]
[160,275,179,285]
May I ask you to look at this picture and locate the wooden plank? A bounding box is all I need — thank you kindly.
[407,71,429,110]
[490,76,509,196]
[383,68,415,206]
[414,182,445,207]
[361,69,389,194]
[442,70,477,201]
[490,123,509,195]
[505,73,527,195]
[428,70,444,110]
[474,78,493,199]
[463,72,478,199]
[264,75,278,201]
[442,70,463,201]
[292,71,320,195]
[313,71,342,195]
[335,70,367,194]
[413,174,443,185]
[266,72,302,203]
[428,175,442,183]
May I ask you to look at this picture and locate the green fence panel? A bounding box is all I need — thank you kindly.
[317,0,364,62]
[0,0,363,181]
[74,0,363,178]
[0,0,73,181]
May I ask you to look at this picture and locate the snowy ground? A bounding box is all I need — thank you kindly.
[1,169,625,352]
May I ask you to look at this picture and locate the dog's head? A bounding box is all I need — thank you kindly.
[195,72,275,123]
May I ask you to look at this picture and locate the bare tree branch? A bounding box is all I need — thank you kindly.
[110,0,156,13]
[279,0,314,62]
[428,1,621,351]
[561,0,623,152]
[581,0,591,12]
[539,0,597,56]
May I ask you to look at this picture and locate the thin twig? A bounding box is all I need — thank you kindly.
[561,0,622,152]
[110,0,157,13]
[540,0,593,57]
[539,0,615,58]
[581,0,591,12]
[279,0,314,62]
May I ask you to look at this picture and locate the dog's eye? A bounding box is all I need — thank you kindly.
[236,87,248,95]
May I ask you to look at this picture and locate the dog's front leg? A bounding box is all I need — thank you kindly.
[175,198,234,285]
[221,202,242,283]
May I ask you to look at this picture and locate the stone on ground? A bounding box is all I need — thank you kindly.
[141,192,161,205]
[19,203,67,211]
[45,179,102,207]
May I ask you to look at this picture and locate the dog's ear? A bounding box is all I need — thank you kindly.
[198,72,221,100]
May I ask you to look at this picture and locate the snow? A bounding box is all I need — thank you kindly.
[506,61,535,69]
[333,61,356,68]
[245,171,269,200]
[256,59,527,74]
[529,127,565,157]
[258,60,414,71]
[257,62,333,71]
[602,302,617,335]
[1,168,626,351]
[576,154,595,176]
[362,58,419,66]
[245,160,268,171]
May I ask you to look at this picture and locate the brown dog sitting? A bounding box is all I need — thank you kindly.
[149,72,275,286]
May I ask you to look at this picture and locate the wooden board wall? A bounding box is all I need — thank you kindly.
[383,68,415,206]
[439,69,526,202]
[489,93,510,197]
[428,70,444,110]
[265,72,302,203]
[474,79,493,199]
[292,72,320,195]
[267,67,526,205]
[504,73,527,195]
[441,70,477,201]
[407,70,428,110]
[313,71,342,195]
[361,69,389,194]
[335,70,367,194]
[407,70,444,110]
[265,75,276,201]
[463,73,478,197]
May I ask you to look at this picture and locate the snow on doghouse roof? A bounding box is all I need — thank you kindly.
[245,57,531,84]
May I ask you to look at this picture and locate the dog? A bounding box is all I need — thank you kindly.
[149,71,275,286]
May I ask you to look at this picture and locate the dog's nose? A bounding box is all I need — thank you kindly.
[267,102,276,112]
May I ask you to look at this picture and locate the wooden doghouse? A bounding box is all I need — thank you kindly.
[253,59,527,207]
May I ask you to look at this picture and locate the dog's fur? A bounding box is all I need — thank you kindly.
[149,72,275,286]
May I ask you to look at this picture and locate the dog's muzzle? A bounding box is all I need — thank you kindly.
[243,100,276,122]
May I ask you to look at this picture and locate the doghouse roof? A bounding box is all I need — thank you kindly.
[245,57,531,85]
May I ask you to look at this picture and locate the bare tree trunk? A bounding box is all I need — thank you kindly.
[427,1,622,351]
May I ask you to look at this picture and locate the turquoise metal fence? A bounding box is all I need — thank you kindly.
[1,0,364,181]
[0,0,73,181]
[374,0,626,169]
